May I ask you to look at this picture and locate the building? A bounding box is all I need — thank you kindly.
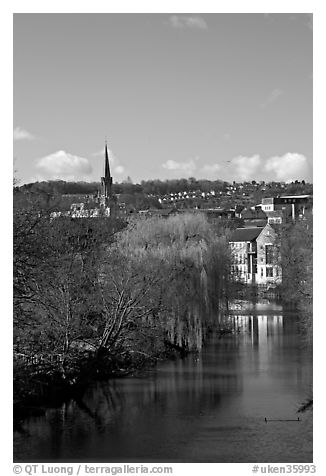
[51,142,117,219]
[261,195,312,222]
[229,223,281,286]
[200,208,236,221]
[139,208,178,218]
[240,207,267,227]
[95,141,118,216]
[264,210,286,225]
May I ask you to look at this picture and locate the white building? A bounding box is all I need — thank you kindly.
[229,223,282,286]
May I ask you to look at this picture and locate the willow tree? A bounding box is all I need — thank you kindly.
[111,213,232,352]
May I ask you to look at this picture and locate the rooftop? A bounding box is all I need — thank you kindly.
[147,208,176,216]
[262,195,312,203]
[229,227,264,242]
[279,195,312,199]
[265,210,284,217]
[241,208,267,219]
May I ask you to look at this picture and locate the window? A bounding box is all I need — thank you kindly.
[261,268,264,277]
[266,267,273,277]
[265,245,273,264]
[252,257,257,274]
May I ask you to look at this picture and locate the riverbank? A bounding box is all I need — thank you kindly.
[14,323,233,425]
[14,304,313,463]
[14,295,312,425]
[14,342,193,425]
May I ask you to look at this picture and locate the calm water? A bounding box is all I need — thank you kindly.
[14,302,313,463]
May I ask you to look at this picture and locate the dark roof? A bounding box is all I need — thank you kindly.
[229,227,264,242]
[265,210,283,217]
[279,195,311,199]
[241,208,267,219]
[243,219,267,227]
[266,208,292,218]
[148,208,176,216]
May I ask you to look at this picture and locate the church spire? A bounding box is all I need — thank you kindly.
[100,139,113,200]
[104,140,111,180]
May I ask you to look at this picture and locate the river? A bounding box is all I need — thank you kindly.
[14,301,312,463]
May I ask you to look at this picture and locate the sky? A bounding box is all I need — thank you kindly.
[13,13,313,184]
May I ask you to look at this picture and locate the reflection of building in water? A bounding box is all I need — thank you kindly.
[233,314,284,375]
[231,314,284,347]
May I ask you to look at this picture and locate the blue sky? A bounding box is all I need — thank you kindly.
[13,13,312,184]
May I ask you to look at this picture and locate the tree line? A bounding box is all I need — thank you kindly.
[16,178,313,198]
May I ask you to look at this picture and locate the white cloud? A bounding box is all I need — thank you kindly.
[161,153,311,182]
[264,153,310,182]
[114,165,125,174]
[35,150,92,181]
[227,153,311,182]
[229,154,262,181]
[13,126,36,141]
[162,158,222,179]
[162,158,197,176]
[261,88,283,108]
[201,163,221,175]
[169,15,208,30]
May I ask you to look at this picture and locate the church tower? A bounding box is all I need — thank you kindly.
[98,141,117,216]
[100,141,113,200]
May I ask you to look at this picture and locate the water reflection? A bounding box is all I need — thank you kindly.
[14,303,312,463]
